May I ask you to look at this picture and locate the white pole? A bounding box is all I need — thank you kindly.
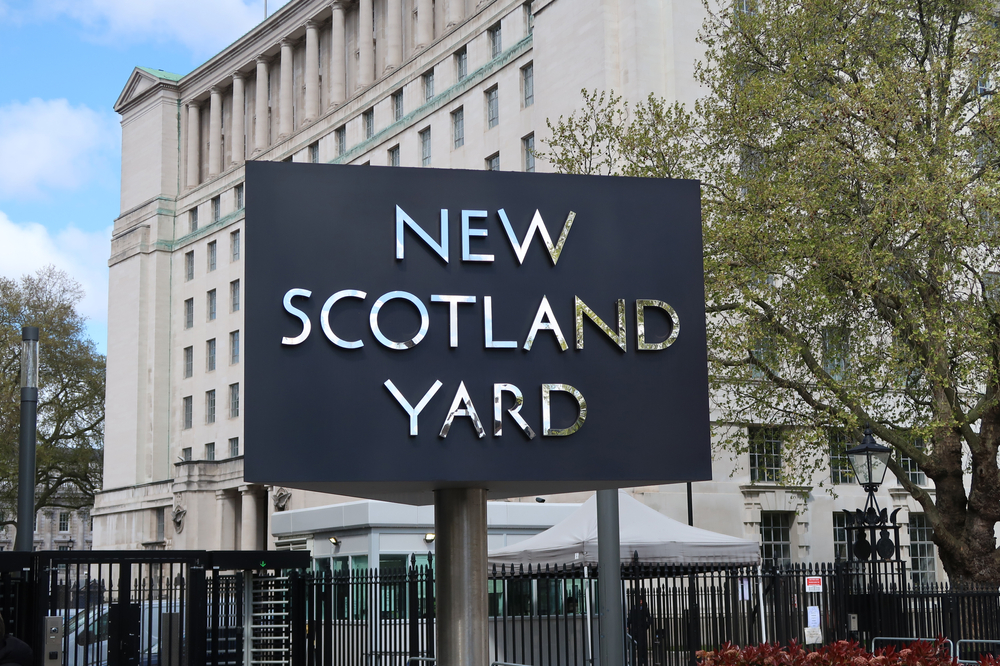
[584,566,594,665]
[757,565,767,644]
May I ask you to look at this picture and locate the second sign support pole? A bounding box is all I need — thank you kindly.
[435,488,489,666]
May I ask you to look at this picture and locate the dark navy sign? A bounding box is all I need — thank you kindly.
[245,162,710,503]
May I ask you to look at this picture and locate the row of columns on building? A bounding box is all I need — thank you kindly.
[186,0,470,188]
[216,485,266,550]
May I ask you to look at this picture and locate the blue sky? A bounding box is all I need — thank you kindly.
[0,0,290,354]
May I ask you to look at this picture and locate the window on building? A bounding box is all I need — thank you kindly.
[183,396,193,429]
[522,133,535,172]
[822,326,849,380]
[231,229,241,261]
[235,183,245,210]
[205,390,216,424]
[207,289,217,321]
[183,346,194,378]
[524,2,533,34]
[206,338,216,372]
[230,330,240,365]
[388,144,400,167]
[909,513,936,585]
[182,447,192,461]
[749,426,782,483]
[185,251,195,281]
[423,70,435,102]
[309,141,319,163]
[489,23,502,58]
[363,109,374,140]
[833,512,848,561]
[58,545,71,552]
[336,126,347,155]
[985,271,1000,304]
[486,86,499,128]
[521,62,534,107]
[420,128,432,166]
[59,512,69,532]
[456,47,468,80]
[751,334,777,379]
[829,429,854,485]
[205,442,215,461]
[207,241,217,272]
[155,507,165,542]
[184,298,194,329]
[486,152,500,171]
[212,196,221,222]
[230,280,240,312]
[898,440,927,486]
[392,91,404,121]
[189,208,199,233]
[229,437,240,458]
[452,108,465,148]
[229,383,240,418]
[760,511,792,568]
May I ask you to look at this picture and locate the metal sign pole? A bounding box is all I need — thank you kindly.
[15,326,39,552]
[434,488,488,666]
[597,488,624,666]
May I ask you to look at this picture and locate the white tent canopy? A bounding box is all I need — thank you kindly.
[488,491,761,567]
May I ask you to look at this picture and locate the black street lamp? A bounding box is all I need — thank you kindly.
[846,426,892,508]
[843,425,902,563]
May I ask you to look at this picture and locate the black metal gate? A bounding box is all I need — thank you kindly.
[0,550,309,666]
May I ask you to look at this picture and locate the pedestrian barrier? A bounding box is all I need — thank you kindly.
[957,639,1000,664]
[872,637,953,658]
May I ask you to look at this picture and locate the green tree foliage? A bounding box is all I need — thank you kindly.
[543,0,1000,583]
[0,267,104,531]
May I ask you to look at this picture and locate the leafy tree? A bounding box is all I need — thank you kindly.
[0,267,104,535]
[543,0,1000,584]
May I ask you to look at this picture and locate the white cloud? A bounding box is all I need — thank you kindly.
[0,211,110,330]
[41,0,292,58]
[0,99,118,200]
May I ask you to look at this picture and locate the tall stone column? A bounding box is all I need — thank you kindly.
[186,101,201,188]
[330,1,347,106]
[254,55,271,154]
[279,38,295,137]
[304,20,321,122]
[446,0,464,29]
[231,72,245,165]
[216,490,235,550]
[416,0,434,48]
[385,0,402,71]
[240,486,259,551]
[358,0,375,87]
[208,86,223,178]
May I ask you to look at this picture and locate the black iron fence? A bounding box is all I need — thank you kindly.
[299,559,1000,666]
[1,551,997,666]
[0,550,309,666]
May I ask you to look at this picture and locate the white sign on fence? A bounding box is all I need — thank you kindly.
[804,626,823,644]
[805,576,822,592]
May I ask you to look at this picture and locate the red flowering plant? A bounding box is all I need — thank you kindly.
[697,638,959,666]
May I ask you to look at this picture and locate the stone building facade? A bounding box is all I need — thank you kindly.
[96,0,944,583]
[0,507,93,552]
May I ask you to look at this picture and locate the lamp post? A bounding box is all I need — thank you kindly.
[15,326,39,552]
[845,426,891,512]
[843,425,902,564]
